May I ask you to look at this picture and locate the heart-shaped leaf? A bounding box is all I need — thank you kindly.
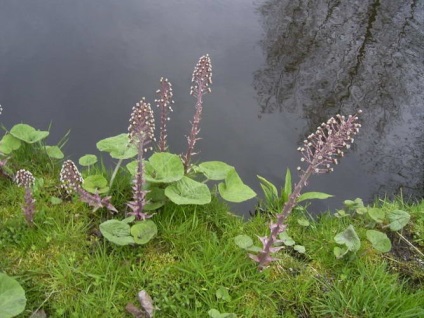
[367,208,385,223]
[197,161,234,180]
[130,220,157,245]
[99,220,134,246]
[218,169,256,203]
[45,146,64,159]
[145,153,184,183]
[387,210,410,231]
[96,134,137,159]
[0,134,21,154]
[278,231,295,246]
[334,225,360,253]
[0,272,27,318]
[82,175,109,194]
[10,124,49,144]
[165,177,211,205]
[234,235,254,249]
[366,230,391,253]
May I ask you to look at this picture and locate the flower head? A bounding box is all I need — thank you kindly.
[297,110,362,174]
[190,54,212,97]
[128,98,155,150]
[60,160,84,194]
[15,169,35,188]
[155,78,174,152]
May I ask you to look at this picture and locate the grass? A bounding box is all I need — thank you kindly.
[1,153,423,317]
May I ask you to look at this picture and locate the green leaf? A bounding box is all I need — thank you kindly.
[333,246,349,259]
[126,160,138,176]
[283,169,292,202]
[297,192,333,202]
[334,225,361,252]
[45,146,64,159]
[294,245,306,254]
[10,123,49,144]
[99,220,134,246]
[208,309,237,318]
[218,169,256,203]
[234,235,254,249]
[130,220,157,245]
[79,154,98,166]
[145,187,166,211]
[165,177,211,205]
[257,175,278,203]
[96,134,137,159]
[278,231,295,246]
[197,161,234,180]
[387,210,410,231]
[0,134,21,154]
[82,175,109,194]
[297,217,310,227]
[49,197,62,205]
[145,153,184,183]
[0,272,27,318]
[122,216,135,224]
[367,208,385,223]
[366,230,392,253]
[216,286,232,302]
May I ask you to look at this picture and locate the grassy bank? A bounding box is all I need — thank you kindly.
[1,153,423,317]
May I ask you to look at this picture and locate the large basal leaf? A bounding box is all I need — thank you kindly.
[196,161,234,180]
[145,152,184,183]
[334,225,361,252]
[218,169,256,203]
[99,220,134,246]
[367,208,385,223]
[165,177,211,205]
[387,210,410,231]
[10,123,49,144]
[82,175,109,194]
[0,134,21,154]
[130,220,157,245]
[297,191,333,202]
[44,146,64,159]
[0,272,26,318]
[96,134,137,159]
[366,230,392,253]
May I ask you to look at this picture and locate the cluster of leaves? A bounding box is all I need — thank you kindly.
[333,198,411,258]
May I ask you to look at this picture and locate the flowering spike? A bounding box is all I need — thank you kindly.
[156,78,174,152]
[182,55,212,172]
[60,160,117,213]
[251,111,362,270]
[15,169,36,226]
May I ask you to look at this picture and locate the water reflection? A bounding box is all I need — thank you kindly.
[254,0,424,200]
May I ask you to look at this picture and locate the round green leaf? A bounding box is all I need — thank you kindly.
[387,210,410,231]
[333,246,349,259]
[234,235,254,249]
[0,134,21,154]
[197,161,234,180]
[278,231,295,246]
[218,169,256,203]
[0,272,27,318]
[130,220,157,245]
[297,217,310,227]
[367,208,385,223]
[82,175,109,194]
[366,230,392,253]
[145,152,184,183]
[96,134,137,159]
[45,146,64,159]
[79,154,98,166]
[99,220,134,246]
[165,177,211,205]
[294,245,306,254]
[50,196,63,205]
[10,123,49,144]
[334,225,361,252]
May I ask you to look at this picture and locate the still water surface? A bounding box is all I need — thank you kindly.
[0,0,423,216]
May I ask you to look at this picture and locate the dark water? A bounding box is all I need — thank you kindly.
[0,0,423,216]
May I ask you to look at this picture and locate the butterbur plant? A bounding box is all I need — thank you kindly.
[155,77,174,152]
[250,111,362,270]
[182,54,212,172]
[60,160,117,213]
[15,169,36,226]
[127,99,155,220]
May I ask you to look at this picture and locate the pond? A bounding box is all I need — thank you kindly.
[0,0,423,216]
